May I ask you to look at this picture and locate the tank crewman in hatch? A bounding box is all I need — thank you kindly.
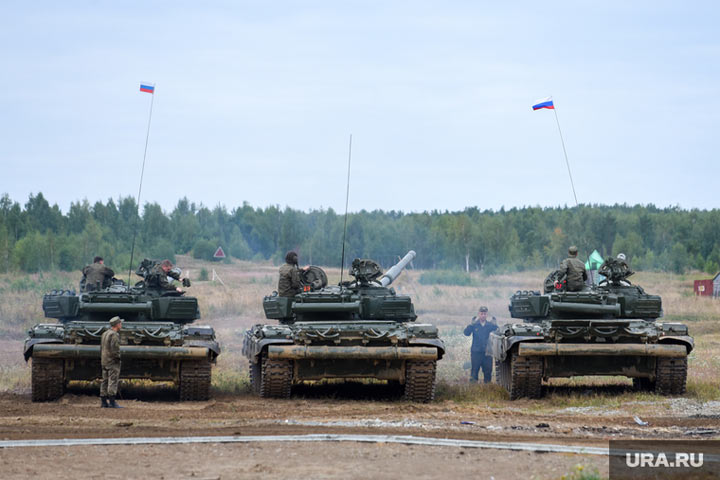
[82,256,114,291]
[464,306,498,383]
[100,316,123,408]
[146,259,185,293]
[559,246,587,292]
[278,251,310,297]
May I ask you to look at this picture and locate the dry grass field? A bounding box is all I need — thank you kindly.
[1,255,718,407]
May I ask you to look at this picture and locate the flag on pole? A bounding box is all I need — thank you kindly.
[532,97,554,110]
[139,83,155,94]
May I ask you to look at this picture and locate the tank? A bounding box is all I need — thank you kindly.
[488,257,693,399]
[24,259,220,402]
[242,251,445,402]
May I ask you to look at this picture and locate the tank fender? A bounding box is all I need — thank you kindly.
[408,338,446,359]
[242,337,294,363]
[659,335,694,354]
[184,339,222,358]
[488,335,544,362]
[23,339,63,362]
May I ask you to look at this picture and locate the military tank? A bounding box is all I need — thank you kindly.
[242,251,445,402]
[24,259,220,402]
[488,257,693,399]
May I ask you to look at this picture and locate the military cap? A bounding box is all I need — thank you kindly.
[109,316,124,327]
[478,306,488,313]
[568,245,578,255]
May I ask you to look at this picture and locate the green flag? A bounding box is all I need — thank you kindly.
[585,250,604,270]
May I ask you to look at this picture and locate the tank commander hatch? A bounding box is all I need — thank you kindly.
[278,251,309,297]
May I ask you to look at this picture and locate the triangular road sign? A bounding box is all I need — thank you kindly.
[213,246,226,259]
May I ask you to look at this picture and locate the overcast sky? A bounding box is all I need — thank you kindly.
[1,1,718,214]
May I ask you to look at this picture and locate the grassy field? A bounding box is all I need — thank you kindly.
[1,255,719,406]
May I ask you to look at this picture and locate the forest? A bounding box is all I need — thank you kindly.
[1,192,719,275]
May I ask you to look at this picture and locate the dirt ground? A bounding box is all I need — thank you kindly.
[1,386,719,480]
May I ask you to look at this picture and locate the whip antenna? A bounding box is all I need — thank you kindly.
[128,82,156,285]
[339,134,352,285]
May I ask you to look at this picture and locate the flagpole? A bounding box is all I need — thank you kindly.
[127,86,155,285]
[550,101,578,206]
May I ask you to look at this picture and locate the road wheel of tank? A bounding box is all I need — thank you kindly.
[179,360,212,401]
[259,354,293,398]
[249,360,262,395]
[632,377,654,392]
[31,357,65,402]
[509,352,543,400]
[655,356,687,395]
[404,360,437,403]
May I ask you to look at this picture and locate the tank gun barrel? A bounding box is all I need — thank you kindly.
[380,250,416,287]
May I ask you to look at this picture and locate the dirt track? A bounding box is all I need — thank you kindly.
[2,385,719,479]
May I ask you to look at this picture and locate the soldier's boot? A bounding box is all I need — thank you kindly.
[108,396,123,408]
[100,396,109,408]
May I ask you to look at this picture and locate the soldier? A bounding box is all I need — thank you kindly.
[278,251,309,297]
[100,316,123,408]
[559,246,587,292]
[82,256,114,292]
[463,306,498,383]
[146,259,184,293]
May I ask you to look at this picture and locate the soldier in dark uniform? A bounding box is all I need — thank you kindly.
[100,316,123,408]
[82,256,114,291]
[464,306,498,383]
[559,246,587,292]
[278,251,309,297]
[146,259,184,293]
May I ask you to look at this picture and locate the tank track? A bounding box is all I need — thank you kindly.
[249,360,262,395]
[403,360,437,403]
[259,354,293,398]
[495,357,511,391]
[179,360,212,401]
[31,357,65,402]
[508,352,543,400]
[655,356,687,395]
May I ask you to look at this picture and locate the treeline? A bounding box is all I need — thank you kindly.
[1,192,719,275]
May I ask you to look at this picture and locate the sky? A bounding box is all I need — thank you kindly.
[1,1,718,215]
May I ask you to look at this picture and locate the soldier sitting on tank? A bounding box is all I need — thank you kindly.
[278,251,309,297]
[81,256,115,292]
[558,246,587,292]
[145,259,185,293]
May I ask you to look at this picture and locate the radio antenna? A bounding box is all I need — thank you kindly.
[339,134,352,285]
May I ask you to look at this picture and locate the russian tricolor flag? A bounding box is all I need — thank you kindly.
[139,83,155,94]
[532,97,554,110]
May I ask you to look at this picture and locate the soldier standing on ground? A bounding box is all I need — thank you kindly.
[464,306,498,383]
[100,316,123,408]
[278,251,309,297]
[82,256,114,291]
[559,246,587,292]
[146,259,185,293]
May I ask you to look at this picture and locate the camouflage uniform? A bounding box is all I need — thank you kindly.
[278,263,301,297]
[146,264,180,291]
[559,256,587,292]
[82,262,114,291]
[100,328,121,397]
[464,319,498,383]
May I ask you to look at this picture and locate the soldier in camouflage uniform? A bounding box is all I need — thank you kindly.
[559,246,587,292]
[146,259,184,293]
[278,251,309,297]
[82,256,114,292]
[100,316,123,408]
